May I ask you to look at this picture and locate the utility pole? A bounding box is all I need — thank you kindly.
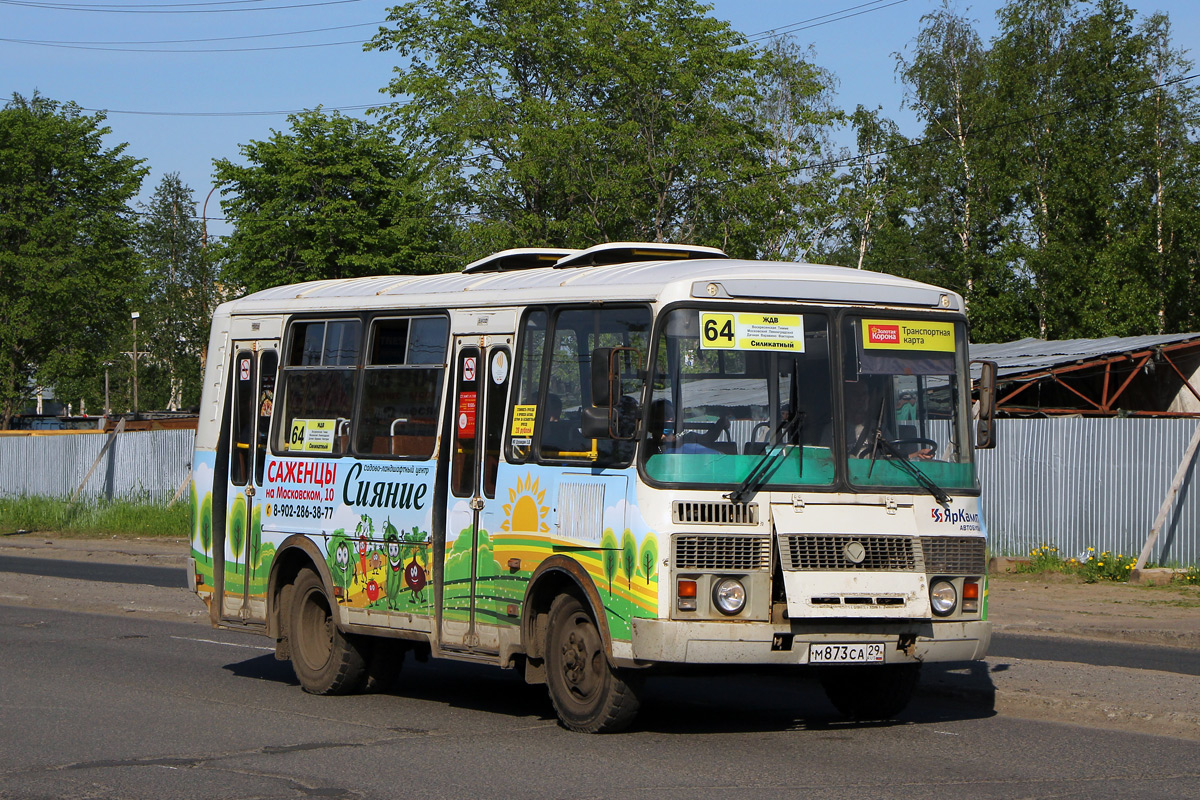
[131,311,140,417]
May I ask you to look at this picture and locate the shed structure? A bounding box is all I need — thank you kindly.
[970,333,1200,417]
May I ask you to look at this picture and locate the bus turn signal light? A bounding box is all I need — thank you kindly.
[962,580,980,613]
[677,579,698,612]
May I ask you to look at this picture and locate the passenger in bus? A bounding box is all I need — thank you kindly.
[540,392,582,454]
[545,392,562,423]
[648,399,730,455]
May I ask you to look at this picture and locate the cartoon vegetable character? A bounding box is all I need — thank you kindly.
[324,529,353,598]
[384,520,403,610]
[365,579,381,603]
[404,556,427,603]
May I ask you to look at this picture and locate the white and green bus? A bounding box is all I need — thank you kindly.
[189,242,997,732]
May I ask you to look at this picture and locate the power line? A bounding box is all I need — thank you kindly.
[744,0,910,43]
[8,37,368,52]
[0,0,363,12]
[1,20,382,46]
[81,103,381,117]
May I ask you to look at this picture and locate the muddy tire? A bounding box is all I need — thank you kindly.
[820,663,920,720]
[288,568,367,695]
[544,594,642,733]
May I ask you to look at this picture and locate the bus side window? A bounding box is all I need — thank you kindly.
[276,319,361,456]
[354,315,449,459]
[506,309,547,463]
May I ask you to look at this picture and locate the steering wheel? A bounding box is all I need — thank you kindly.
[890,437,938,457]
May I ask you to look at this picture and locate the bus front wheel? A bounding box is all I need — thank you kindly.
[820,662,920,720]
[544,594,642,733]
[288,568,367,695]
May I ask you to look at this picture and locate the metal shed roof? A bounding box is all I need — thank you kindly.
[971,333,1200,380]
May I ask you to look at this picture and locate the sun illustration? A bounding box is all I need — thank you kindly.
[502,474,550,534]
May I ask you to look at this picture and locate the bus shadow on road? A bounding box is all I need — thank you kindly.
[218,654,996,734]
[223,654,300,686]
[633,664,997,734]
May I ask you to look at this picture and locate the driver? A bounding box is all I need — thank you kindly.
[648,398,729,455]
[844,379,933,461]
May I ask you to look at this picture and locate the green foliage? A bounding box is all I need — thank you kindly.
[134,173,223,411]
[1018,543,1138,582]
[368,0,837,259]
[872,0,1200,341]
[214,109,448,293]
[0,495,189,537]
[0,92,146,427]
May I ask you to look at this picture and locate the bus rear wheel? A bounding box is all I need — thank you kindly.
[544,594,641,733]
[288,568,367,695]
[820,662,920,720]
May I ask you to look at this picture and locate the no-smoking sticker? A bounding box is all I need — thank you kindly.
[463,356,477,382]
[239,358,251,381]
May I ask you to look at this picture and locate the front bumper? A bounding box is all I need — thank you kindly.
[629,618,990,665]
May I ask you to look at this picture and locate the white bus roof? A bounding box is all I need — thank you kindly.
[223,255,963,316]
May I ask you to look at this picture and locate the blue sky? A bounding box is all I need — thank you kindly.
[6,0,1198,238]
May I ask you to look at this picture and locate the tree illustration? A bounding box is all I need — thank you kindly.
[199,492,213,560]
[249,504,263,574]
[639,533,659,585]
[601,529,619,596]
[228,494,247,574]
[621,529,637,589]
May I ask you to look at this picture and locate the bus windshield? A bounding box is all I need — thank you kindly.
[642,307,976,494]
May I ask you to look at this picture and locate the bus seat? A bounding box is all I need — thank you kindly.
[709,441,738,455]
[744,441,768,455]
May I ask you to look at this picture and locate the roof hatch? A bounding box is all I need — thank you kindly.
[462,247,580,274]
[554,241,728,269]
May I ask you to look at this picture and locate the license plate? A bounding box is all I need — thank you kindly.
[808,643,885,664]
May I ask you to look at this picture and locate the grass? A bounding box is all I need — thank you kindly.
[1018,543,1198,586]
[0,495,190,539]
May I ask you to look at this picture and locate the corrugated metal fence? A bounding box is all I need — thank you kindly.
[0,430,195,504]
[2,420,1198,565]
[980,418,1200,566]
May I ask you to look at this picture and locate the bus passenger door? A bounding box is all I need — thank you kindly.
[219,343,278,624]
[440,338,511,652]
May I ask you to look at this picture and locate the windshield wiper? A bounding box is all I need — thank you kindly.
[726,411,804,505]
[868,431,952,507]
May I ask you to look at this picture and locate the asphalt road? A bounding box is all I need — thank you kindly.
[4,554,1199,678]
[1,604,1198,800]
[0,554,186,589]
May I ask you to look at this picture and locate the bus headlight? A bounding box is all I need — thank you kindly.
[930,580,957,617]
[712,577,747,616]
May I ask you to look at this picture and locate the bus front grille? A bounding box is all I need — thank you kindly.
[780,534,917,572]
[672,501,759,526]
[674,535,771,571]
[920,536,986,575]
